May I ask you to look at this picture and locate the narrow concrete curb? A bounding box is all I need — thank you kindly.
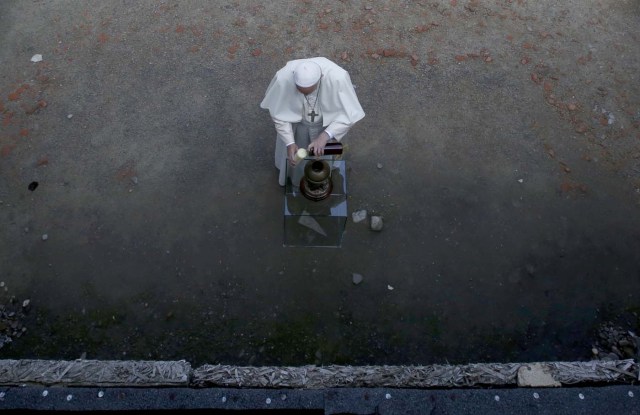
[0,359,636,388]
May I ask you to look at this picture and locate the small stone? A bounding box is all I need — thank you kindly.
[567,103,577,111]
[591,347,599,355]
[66,394,73,401]
[41,234,48,241]
[98,391,104,398]
[42,390,48,397]
[387,285,394,290]
[525,264,535,276]
[67,114,73,119]
[22,299,30,308]
[621,346,635,358]
[31,54,43,63]
[618,339,632,347]
[131,176,138,185]
[371,216,384,231]
[0,282,4,287]
[385,393,391,399]
[352,273,363,285]
[601,352,619,361]
[518,179,524,183]
[352,210,367,223]
[517,364,561,387]
[377,163,383,169]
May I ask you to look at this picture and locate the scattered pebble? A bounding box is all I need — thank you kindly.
[66,394,73,401]
[371,216,384,231]
[98,391,104,398]
[22,299,30,308]
[518,179,524,183]
[578,393,585,400]
[42,390,48,397]
[628,391,634,398]
[352,273,363,285]
[41,234,48,241]
[0,282,4,287]
[494,395,500,402]
[67,114,73,119]
[30,54,43,63]
[387,285,394,290]
[352,210,367,223]
[131,176,138,185]
[385,393,392,399]
[266,398,271,404]
[533,392,539,399]
[377,163,383,169]
[221,396,227,403]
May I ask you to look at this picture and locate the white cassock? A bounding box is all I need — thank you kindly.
[260,57,365,186]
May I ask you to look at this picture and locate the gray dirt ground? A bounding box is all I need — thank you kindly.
[0,0,639,365]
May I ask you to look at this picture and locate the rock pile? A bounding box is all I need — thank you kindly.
[592,323,640,361]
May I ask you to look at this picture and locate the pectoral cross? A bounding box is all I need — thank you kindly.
[308,109,318,122]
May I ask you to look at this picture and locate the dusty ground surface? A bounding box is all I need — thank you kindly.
[0,0,639,366]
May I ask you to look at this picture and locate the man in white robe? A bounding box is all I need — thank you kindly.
[260,57,365,186]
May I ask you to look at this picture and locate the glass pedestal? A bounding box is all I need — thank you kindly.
[284,158,347,248]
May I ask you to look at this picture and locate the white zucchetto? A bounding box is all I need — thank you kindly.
[293,61,322,87]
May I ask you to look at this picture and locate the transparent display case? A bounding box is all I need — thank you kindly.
[284,158,347,247]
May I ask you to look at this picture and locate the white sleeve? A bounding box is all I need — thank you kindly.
[273,118,295,146]
[324,121,352,142]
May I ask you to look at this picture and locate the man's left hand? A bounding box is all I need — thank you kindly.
[308,132,330,156]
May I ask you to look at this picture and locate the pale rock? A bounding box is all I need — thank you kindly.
[352,209,367,223]
[352,273,363,285]
[517,363,561,387]
[371,216,383,231]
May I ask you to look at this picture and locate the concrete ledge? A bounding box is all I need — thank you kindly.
[0,359,636,389]
[192,360,638,388]
[0,359,191,387]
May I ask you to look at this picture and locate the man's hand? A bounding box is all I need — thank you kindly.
[308,132,330,156]
[287,144,300,166]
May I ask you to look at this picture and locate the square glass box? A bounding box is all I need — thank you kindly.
[284,158,347,247]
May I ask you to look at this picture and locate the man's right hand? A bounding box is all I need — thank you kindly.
[287,144,299,166]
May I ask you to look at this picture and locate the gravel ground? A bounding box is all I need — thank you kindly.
[0,0,639,365]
